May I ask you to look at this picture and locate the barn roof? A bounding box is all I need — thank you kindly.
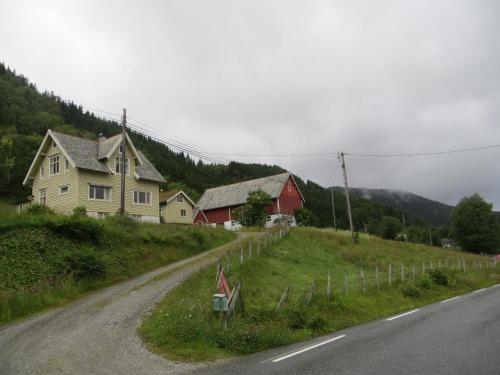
[197,172,304,211]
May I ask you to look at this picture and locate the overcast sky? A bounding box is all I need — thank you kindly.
[1,0,499,208]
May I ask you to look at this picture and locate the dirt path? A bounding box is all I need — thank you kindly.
[0,232,257,375]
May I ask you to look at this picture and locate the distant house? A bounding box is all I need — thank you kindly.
[194,172,305,229]
[22,129,166,223]
[159,190,196,224]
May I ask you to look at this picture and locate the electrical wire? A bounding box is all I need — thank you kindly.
[3,94,500,160]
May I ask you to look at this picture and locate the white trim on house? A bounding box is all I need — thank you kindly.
[162,190,196,207]
[23,130,77,185]
[104,133,143,165]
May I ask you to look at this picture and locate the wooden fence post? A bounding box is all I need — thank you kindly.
[401,264,404,282]
[257,239,260,256]
[327,271,332,300]
[375,266,379,290]
[438,260,441,269]
[458,258,461,271]
[422,262,425,274]
[276,286,291,311]
[462,258,466,272]
[249,242,252,260]
[344,272,348,295]
[240,246,244,264]
[305,280,317,307]
[360,268,366,293]
[412,264,416,281]
[216,258,222,285]
[389,264,392,286]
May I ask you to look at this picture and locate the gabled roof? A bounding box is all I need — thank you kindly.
[135,151,166,183]
[97,134,122,159]
[197,172,304,211]
[159,190,196,207]
[23,130,166,185]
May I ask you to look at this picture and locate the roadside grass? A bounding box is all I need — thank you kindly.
[0,209,236,325]
[140,227,500,362]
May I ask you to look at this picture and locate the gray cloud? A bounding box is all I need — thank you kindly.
[1,0,500,207]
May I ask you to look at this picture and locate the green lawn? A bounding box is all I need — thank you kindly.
[140,227,500,362]
[0,208,236,325]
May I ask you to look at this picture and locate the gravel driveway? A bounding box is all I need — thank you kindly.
[0,232,256,375]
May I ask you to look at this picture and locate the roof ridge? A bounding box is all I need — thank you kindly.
[51,131,122,144]
[204,172,290,191]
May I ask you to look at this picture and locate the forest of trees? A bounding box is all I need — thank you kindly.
[0,62,418,232]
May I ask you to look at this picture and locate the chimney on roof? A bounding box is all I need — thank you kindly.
[98,133,106,142]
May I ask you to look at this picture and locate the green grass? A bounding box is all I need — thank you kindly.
[0,209,236,325]
[140,227,500,362]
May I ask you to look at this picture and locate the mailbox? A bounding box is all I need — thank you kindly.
[213,293,228,312]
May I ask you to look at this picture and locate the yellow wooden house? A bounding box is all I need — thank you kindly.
[22,129,166,223]
[159,190,196,224]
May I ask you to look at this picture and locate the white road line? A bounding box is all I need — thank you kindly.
[270,335,346,363]
[385,309,420,321]
[441,296,461,304]
[473,288,487,293]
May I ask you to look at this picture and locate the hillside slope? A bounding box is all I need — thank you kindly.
[141,228,500,361]
[344,187,453,226]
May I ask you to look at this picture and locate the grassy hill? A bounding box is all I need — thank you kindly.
[140,227,500,362]
[0,62,404,229]
[0,207,235,325]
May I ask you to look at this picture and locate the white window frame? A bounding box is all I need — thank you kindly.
[133,190,152,206]
[59,185,69,195]
[88,184,112,201]
[115,156,129,176]
[39,188,47,205]
[49,154,60,176]
[180,209,187,217]
[176,194,184,203]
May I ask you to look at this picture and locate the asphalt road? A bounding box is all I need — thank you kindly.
[0,233,255,375]
[195,284,500,375]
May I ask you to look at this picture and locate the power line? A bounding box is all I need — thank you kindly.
[344,144,500,158]
[80,105,231,164]
[3,94,500,160]
[0,95,227,164]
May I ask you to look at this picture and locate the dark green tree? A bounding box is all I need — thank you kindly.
[379,216,402,240]
[451,194,499,253]
[232,189,272,227]
[294,208,317,227]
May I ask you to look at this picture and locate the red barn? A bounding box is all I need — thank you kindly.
[194,173,305,228]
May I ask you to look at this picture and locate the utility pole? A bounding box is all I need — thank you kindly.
[339,152,355,242]
[330,187,337,231]
[120,108,127,217]
[402,212,408,242]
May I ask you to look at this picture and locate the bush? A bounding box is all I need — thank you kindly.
[63,250,106,280]
[401,284,421,298]
[48,217,104,243]
[72,206,87,218]
[26,204,55,216]
[428,270,449,286]
[416,275,432,289]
